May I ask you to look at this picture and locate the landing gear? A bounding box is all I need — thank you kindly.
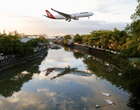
[66,18,71,22]
[66,19,71,22]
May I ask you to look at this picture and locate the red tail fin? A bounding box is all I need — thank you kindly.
[45,10,55,19]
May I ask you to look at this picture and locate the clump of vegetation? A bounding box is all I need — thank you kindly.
[70,28,140,57]
[63,35,72,45]
[73,29,127,50]
[0,32,48,56]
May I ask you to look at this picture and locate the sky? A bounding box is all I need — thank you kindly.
[0,0,137,36]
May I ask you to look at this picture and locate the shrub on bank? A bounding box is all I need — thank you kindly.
[0,33,48,57]
[63,29,140,57]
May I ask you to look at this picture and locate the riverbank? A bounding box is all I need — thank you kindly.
[58,29,140,57]
[54,39,140,69]
[72,43,140,69]
[71,43,120,55]
[55,41,125,59]
[0,33,48,72]
[0,48,48,72]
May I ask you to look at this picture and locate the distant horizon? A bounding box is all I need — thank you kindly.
[0,20,128,37]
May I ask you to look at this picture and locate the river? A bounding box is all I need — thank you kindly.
[0,46,139,110]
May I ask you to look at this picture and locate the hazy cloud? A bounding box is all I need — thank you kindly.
[0,0,137,36]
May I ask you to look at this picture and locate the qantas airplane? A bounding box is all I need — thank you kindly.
[44,8,94,22]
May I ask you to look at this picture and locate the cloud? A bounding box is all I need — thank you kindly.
[39,48,87,71]
[0,89,58,110]
[93,0,137,22]
[0,0,137,36]
[0,88,90,110]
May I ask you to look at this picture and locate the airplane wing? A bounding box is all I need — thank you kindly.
[51,8,71,18]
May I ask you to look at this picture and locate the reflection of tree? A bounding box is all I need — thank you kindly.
[73,51,85,59]
[0,52,48,97]
[70,47,140,110]
[63,46,71,52]
[85,57,140,110]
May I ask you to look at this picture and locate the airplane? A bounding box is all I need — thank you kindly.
[44,8,94,22]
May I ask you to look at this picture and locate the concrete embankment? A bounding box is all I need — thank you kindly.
[58,42,120,57]
[71,43,120,55]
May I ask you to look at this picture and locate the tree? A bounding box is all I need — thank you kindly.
[0,33,48,56]
[126,0,140,36]
[131,0,140,21]
[73,34,83,43]
[64,35,71,40]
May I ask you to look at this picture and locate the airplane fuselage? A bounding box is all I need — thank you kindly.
[44,9,94,22]
[54,12,93,20]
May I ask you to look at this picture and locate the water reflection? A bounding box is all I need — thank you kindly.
[0,47,139,110]
[69,47,140,110]
[43,67,92,80]
[0,52,47,97]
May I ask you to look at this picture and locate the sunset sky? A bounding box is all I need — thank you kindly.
[0,0,137,36]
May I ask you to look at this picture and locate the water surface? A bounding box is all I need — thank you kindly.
[0,47,139,110]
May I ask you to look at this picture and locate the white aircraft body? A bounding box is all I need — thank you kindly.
[44,8,93,22]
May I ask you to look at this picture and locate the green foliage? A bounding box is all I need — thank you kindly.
[72,28,140,57]
[126,20,140,36]
[121,37,140,57]
[0,34,20,54]
[62,35,72,45]
[0,33,48,56]
[63,35,71,40]
[131,0,140,21]
[121,0,140,56]
[73,29,128,50]
[126,0,140,36]
[73,34,83,43]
